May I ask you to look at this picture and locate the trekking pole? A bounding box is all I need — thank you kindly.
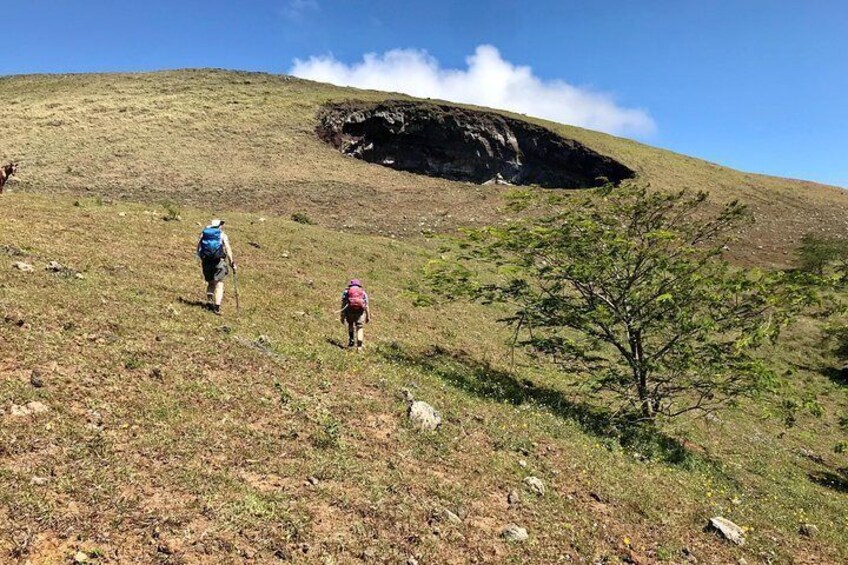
[232,265,240,315]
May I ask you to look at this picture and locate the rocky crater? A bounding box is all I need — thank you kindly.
[317,100,635,188]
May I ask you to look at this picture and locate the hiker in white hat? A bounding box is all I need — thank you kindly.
[196,219,237,315]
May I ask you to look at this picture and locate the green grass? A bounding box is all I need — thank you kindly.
[1,69,847,268]
[0,193,845,563]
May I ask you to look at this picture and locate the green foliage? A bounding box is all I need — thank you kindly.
[162,200,182,221]
[291,212,315,225]
[795,234,848,277]
[427,185,816,421]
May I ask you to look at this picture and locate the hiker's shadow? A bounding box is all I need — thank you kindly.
[177,297,211,311]
[326,338,347,350]
[380,343,717,468]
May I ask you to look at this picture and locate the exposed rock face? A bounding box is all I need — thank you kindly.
[318,101,635,189]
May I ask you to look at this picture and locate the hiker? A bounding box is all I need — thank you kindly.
[0,163,18,194]
[196,219,236,315]
[340,279,371,350]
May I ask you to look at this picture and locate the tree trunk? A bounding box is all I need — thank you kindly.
[636,369,653,420]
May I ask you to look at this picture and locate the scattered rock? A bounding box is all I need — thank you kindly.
[0,244,25,256]
[45,261,64,272]
[30,476,49,486]
[406,559,419,565]
[500,524,529,542]
[10,401,49,417]
[73,551,89,563]
[441,508,462,524]
[308,476,320,486]
[799,523,819,538]
[30,370,45,388]
[408,400,441,431]
[708,517,746,546]
[523,476,546,496]
[12,261,34,272]
[507,489,520,506]
[518,459,527,468]
[798,448,824,464]
[118,212,127,217]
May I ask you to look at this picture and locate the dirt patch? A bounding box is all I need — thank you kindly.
[318,100,635,188]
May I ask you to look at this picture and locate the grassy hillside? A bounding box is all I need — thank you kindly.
[1,70,847,563]
[1,193,846,564]
[1,69,847,267]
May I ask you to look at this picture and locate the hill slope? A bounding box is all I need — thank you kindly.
[1,70,847,563]
[1,194,847,564]
[1,69,847,267]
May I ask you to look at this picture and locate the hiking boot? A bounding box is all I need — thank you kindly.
[213,304,222,316]
[206,292,214,303]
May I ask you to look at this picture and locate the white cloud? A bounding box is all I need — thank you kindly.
[290,45,656,137]
[281,0,318,22]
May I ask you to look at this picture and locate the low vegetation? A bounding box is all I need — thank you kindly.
[0,68,846,564]
[1,193,846,563]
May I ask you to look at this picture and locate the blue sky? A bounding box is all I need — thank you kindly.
[2,1,846,187]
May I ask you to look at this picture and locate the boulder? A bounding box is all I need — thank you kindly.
[708,517,746,546]
[408,400,441,431]
[523,476,546,496]
[507,489,520,506]
[500,524,528,542]
[799,523,819,538]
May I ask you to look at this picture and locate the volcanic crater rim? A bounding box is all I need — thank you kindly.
[317,100,635,188]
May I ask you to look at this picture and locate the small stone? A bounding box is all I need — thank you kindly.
[524,476,546,496]
[500,524,529,541]
[26,401,49,414]
[12,262,34,272]
[518,459,527,468]
[799,523,819,538]
[441,508,462,524]
[308,476,319,486]
[708,516,746,546]
[45,261,64,272]
[30,370,45,388]
[118,212,127,217]
[507,489,520,505]
[30,476,49,486]
[74,551,89,563]
[408,400,441,431]
[406,559,419,565]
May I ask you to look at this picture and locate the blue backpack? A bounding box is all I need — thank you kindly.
[198,227,224,259]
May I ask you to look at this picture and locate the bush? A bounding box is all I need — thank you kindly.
[291,212,315,225]
[795,234,848,277]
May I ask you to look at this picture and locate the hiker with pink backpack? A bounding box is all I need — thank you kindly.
[340,279,371,351]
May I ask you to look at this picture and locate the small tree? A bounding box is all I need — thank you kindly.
[795,234,848,277]
[427,186,812,421]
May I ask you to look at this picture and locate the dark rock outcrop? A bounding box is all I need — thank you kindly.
[317,100,635,188]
